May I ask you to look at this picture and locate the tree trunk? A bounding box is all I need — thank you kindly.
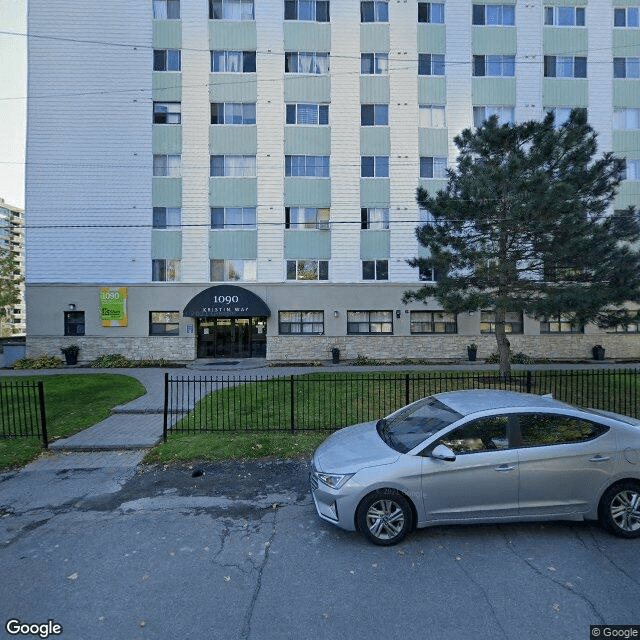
[494,309,512,379]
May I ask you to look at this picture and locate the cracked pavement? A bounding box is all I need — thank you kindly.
[1,456,639,640]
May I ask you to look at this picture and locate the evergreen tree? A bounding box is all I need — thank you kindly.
[405,110,640,377]
[0,244,22,335]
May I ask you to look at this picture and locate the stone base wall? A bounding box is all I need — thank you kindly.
[267,334,640,362]
[26,337,196,363]
[25,334,639,364]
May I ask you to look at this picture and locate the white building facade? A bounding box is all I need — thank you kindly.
[25,0,640,362]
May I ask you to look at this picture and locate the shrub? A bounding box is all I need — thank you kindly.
[90,354,131,368]
[485,351,535,365]
[351,354,381,366]
[13,355,64,369]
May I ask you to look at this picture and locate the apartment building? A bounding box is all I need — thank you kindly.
[0,199,25,336]
[25,0,640,362]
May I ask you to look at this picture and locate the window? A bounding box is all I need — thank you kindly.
[279,311,324,334]
[347,310,393,334]
[436,416,509,454]
[361,53,389,75]
[153,49,181,71]
[473,55,515,77]
[284,0,329,21]
[211,103,256,124]
[361,156,389,177]
[285,207,330,229]
[211,50,256,72]
[153,0,180,19]
[211,207,256,229]
[361,207,389,229]
[64,311,85,336]
[614,57,640,78]
[286,260,329,280]
[419,265,439,281]
[614,7,640,27]
[362,260,388,280]
[420,156,447,179]
[361,104,389,126]
[623,159,640,180]
[418,2,444,23]
[544,56,587,78]
[410,311,457,333]
[545,106,587,127]
[609,321,640,333]
[286,103,329,125]
[472,4,515,25]
[152,259,181,282]
[517,414,608,448]
[210,155,256,177]
[153,154,181,177]
[419,105,446,128]
[153,207,181,228]
[480,311,523,333]
[540,315,584,333]
[285,52,330,74]
[210,259,256,281]
[285,155,330,177]
[418,54,445,76]
[153,102,181,124]
[361,0,388,22]
[149,311,179,336]
[209,0,254,20]
[614,107,640,130]
[473,105,514,128]
[544,6,585,26]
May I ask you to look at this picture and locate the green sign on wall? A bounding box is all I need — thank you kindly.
[100,287,128,327]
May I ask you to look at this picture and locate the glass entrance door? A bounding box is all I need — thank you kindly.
[197,317,267,358]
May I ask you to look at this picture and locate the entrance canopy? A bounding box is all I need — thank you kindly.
[183,285,271,318]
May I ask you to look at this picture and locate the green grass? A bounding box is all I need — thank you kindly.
[0,374,146,470]
[150,368,640,463]
[144,430,330,464]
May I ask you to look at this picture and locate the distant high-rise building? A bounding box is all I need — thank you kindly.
[25,0,640,362]
[0,198,25,336]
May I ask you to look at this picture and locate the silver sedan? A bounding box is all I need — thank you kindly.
[310,390,640,545]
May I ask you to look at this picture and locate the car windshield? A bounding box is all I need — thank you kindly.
[377,396,462,453]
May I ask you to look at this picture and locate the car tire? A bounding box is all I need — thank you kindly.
[598,481,640,538]
[356,490,413,546]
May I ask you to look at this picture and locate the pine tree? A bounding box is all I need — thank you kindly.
[404,110,640,377]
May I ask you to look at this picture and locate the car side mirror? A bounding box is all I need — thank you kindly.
[431,444,456,462]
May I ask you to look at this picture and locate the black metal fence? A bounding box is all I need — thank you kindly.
[163,368,640,440]
[0,380,48,448]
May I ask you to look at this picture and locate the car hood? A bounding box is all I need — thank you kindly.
[313,421,400,474]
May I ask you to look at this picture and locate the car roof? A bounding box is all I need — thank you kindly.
[433,389,572,417]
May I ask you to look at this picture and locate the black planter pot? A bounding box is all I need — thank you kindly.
[592,346,605,361]
[62,352,78,365]
[467,348,477,362]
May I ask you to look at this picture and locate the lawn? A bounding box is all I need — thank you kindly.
[0,374,146,470]
[148,368,640,464]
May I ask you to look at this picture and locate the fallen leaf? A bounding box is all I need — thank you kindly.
[67,572,79,581]
[552,603,561,612]
[224,576,231,582]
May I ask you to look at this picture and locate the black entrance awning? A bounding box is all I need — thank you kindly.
[183,285,271,318]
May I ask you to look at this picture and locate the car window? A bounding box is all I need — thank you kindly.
[435,416,509,455]
[516,413,609,448]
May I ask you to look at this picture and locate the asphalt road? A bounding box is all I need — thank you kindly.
[1,456,639,640]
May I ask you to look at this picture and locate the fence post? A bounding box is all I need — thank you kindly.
[290,375,295,433]
[37,381,48,449]
[405,374,410,406]
[526,370,532,394]
[163,372,169,443]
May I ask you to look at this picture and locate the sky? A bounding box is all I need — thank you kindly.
[0,0,27,209]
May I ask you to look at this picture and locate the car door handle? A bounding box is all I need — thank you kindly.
[588,455,610,462]
[494,464,516,472]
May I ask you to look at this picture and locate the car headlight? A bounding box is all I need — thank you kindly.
[316,472,354,490]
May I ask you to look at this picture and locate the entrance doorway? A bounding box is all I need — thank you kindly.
[197,317,267,358]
